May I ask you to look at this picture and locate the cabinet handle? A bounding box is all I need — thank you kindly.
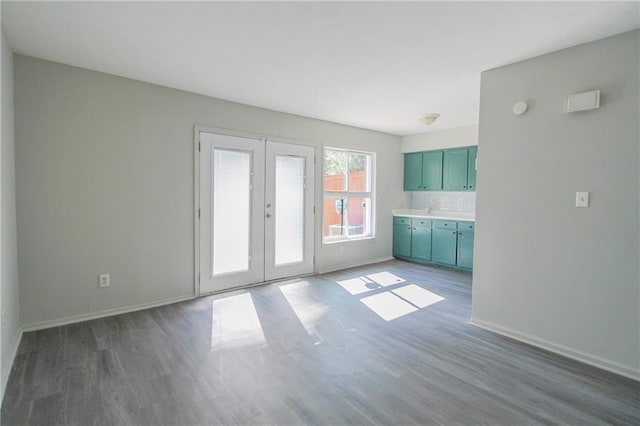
[459,232,463,235]
[463,185,467,188]
[453,231,457,235]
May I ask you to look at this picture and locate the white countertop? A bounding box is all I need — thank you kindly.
[392,209,475,222]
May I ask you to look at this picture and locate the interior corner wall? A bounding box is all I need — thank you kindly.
[400,124,478,153]
[472,30,640,379]
[13,55,403,328]
[1,28,21,399]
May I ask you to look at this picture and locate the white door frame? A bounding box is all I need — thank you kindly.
[194,125,316,296]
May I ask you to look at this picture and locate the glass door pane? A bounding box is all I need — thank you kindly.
[212,149,251,275]
[274,155,305,265]
[264,141,315,282]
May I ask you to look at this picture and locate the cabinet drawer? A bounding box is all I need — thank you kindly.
[432,220,457,229]
[458,221,474,231]
[411,218,431,228]
[393,217,411,226]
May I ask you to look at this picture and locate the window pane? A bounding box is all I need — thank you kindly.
[346,197,371,237]
[323,196,372,240]
[348,153,369,192]
[324,150,347,192]
[275,155,305,265]
[323,196,346,237]
[212,149,251,275]
[323,148,374,243]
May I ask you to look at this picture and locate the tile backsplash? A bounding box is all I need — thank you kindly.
[410,191,476,212]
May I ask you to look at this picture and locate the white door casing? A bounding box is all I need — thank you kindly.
[198,130,315,295]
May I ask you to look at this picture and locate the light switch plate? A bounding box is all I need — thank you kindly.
[576,191,589,208]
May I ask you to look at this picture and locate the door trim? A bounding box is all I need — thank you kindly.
[194,124,318,297]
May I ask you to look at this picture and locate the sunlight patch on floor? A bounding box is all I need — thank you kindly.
[337,271,445,321]
[337,271,406,295]
[211,293,266,351]
[280,281,329,340]
[360,291,418,321]
[366,271,406,287]
[392,284,445,309]
[336,276,378,295]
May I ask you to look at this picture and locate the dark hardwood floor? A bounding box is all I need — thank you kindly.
[2,259,639,425]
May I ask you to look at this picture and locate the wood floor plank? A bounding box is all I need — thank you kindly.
[2,259,638,425]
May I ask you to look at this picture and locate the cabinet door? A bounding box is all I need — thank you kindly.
[456,229,474,269]
[432,228,457,265]
[404,152,423,191]
[411,226,432,261]
[442,148,469,190]
[421,151,443,190]
[393,223,412,257]
[467,146,477,191]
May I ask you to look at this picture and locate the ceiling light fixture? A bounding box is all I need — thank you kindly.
[419,113,440,126]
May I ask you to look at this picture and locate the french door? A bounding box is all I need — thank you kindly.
[198,131,315,294]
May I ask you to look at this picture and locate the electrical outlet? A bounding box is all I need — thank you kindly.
[98,274,111,288]
[575,191,589,208]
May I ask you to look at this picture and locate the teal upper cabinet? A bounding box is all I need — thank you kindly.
[421,151,443,190]
[403,152,423,191]
[442,148,469,190]
[467,146,478,191]
[404,146,477,192]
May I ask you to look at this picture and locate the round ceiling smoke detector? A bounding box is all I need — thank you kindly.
[419,113,440,126]
[513,102,528,115]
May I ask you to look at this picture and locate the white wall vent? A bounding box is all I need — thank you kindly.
[565,90,600,112]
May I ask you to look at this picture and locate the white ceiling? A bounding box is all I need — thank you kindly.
[2,1,638,136]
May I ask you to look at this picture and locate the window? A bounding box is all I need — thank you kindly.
[323,148,375,243]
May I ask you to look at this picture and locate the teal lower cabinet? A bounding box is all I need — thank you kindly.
[393,217,432,262]
[410,219,432,261]
[432,220,458,266]
[393,218,412,258]
[394,217,474,270]
[456,222,475,269]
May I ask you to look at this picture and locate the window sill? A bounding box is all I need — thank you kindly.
[322,235,376,245]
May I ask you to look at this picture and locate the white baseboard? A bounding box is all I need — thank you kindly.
[317,256,394,274]
[22,294,196,332]
[469,317,640,382]
[1,325,24,402]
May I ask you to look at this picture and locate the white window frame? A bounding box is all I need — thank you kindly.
[322,147,376,244]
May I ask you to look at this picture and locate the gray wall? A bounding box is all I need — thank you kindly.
[1,28,21,398]
[14,55,403,328]
[473,30,639,379]
[401,124,478,153]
